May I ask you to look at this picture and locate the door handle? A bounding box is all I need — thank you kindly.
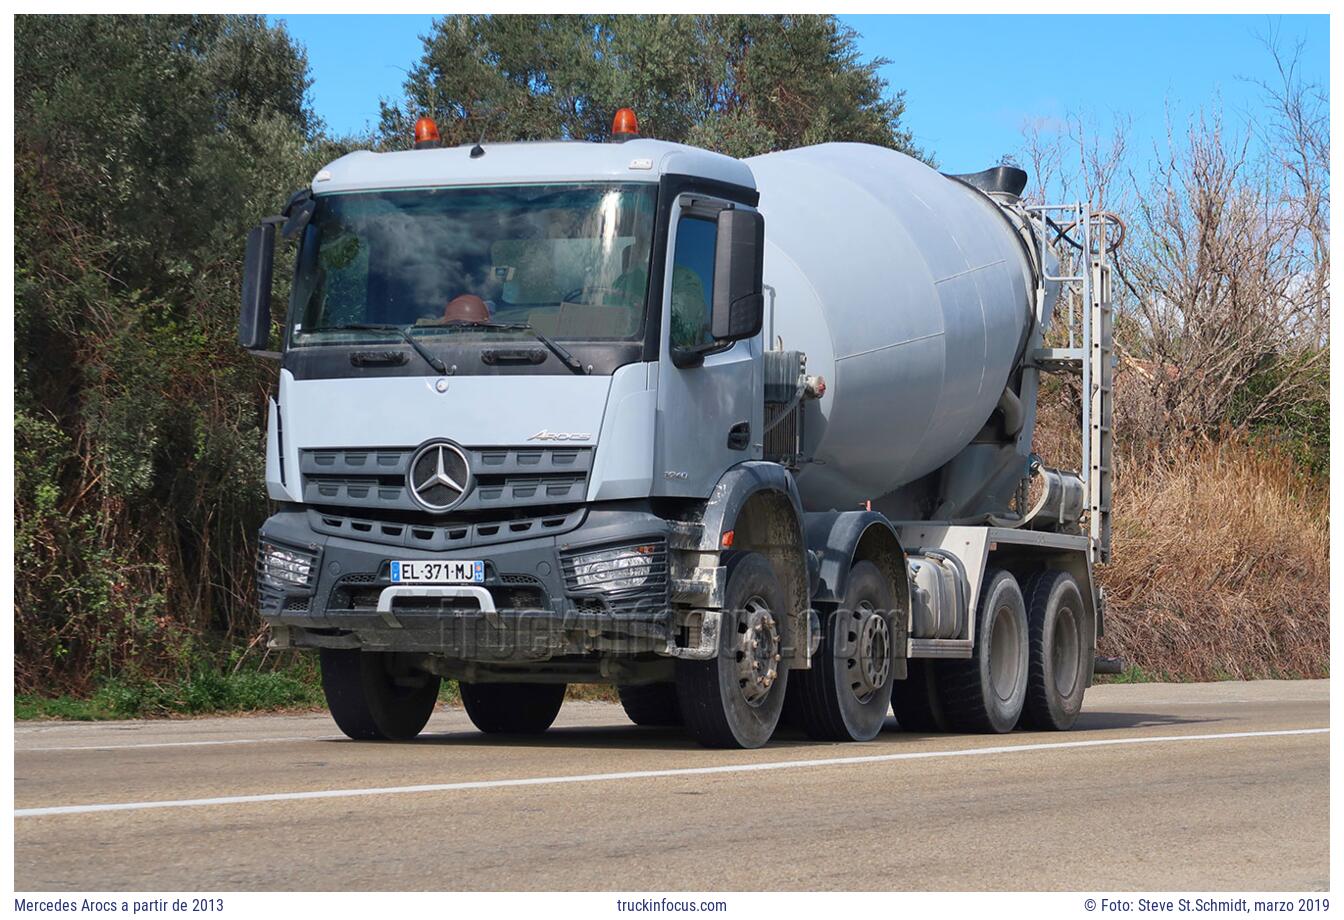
[727,421,750,451]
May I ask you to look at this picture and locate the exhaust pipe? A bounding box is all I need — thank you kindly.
[1093,655,1126,675]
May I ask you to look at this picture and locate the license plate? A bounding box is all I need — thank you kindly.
[390,560,484,584]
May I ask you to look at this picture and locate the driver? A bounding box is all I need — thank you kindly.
[611,227,709,345]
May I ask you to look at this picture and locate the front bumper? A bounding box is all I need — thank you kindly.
[257,506,675,660]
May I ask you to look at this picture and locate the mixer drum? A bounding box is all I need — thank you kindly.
[746,143,1036,511]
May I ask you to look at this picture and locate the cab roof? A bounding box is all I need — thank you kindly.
[311,138,757,195]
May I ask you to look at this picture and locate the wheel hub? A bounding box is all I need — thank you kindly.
[848,603,892,702]
[1052,602,1081,698]
[989,602,1023,702]
[736,597,781,706]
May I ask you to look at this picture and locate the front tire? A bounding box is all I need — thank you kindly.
[937,569,1029,733]
[891,658,947,732]
[1020,571,1091,730]
[460,682,566,734]
[618,683,682,727]
[319,649,441,741]
[676,552,790,749]
[789,560,897,741]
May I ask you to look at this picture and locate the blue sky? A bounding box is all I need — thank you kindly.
[272,14,1328,174]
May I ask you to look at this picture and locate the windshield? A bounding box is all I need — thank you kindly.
[289,183,658,346]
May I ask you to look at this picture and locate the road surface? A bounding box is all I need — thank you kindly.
[14,680,1328,891]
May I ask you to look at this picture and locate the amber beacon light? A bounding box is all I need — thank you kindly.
[413,116,441,149]
[610,108,640,142]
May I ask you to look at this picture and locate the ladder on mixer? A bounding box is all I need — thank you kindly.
[1027,203,1115,566]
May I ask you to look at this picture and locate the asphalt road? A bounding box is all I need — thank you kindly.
[14,679,1329,891]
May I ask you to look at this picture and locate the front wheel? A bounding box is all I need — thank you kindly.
[460,682,566,734]
[676,552,790,749]
[319,649,441,741]
[788,560,897,741]
[891,658,947,732]
[617,682,682,727]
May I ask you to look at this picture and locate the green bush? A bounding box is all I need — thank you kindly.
[16,663,326,720]
[1228,351,1329,480]
[14,15,350,694]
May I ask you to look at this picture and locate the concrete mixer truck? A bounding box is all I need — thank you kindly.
[240,109,1118,749]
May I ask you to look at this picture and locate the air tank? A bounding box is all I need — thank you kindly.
[745,143,1042,512]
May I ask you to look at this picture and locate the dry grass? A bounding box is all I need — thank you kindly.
[1030,367,1328,681]
[1099,436,1328,680]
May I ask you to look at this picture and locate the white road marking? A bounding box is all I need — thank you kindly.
[20,735,342,753]
[15,727,1327,818]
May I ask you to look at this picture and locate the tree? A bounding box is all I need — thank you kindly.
[1018,42,1328,472]
[379,15,924,160]
[14,15,340,691]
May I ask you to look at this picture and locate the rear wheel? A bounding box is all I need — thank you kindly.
[789,560,897,741]
[460,682,566,734]
[617,683,682,727]
[676,552,790,749]
[937,569,1029,733]
[1020,570,1091,730]
[319,648,441,741]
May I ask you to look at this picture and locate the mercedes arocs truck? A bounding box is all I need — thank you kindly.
[240,109,1118,749]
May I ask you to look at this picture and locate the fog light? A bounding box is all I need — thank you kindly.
[260,542,314,587]
[568,544,657,593]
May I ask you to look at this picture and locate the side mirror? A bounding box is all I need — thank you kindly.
[239,222,276,351]
[281,189,316,240]
[710,208,765,341]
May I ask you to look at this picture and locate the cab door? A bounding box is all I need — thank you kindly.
[652,194,763,497]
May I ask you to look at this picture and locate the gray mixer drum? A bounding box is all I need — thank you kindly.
[746,143,1037,511]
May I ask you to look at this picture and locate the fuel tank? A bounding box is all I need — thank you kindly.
[746,143,1041,511]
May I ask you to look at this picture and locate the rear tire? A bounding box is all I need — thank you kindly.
[937,569,1029,733]
[460,682,566,734]
[789,560,896,741]
[1020,571,1091,730]
[676,552,790,749]
[319,648,441,741]
[617,683,682,727]
[891,658,947,732]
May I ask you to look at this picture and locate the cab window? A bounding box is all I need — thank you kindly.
[669,215,717,349]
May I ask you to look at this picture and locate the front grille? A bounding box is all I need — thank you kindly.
[307,506,585,550]
[299,446,593,514]
[574,597,606,616]
[560,538,670,619]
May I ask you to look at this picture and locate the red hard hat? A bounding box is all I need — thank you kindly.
[443,294,490,324]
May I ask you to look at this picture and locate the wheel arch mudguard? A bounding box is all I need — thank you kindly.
[695,462,812,667]
[804,510,911,681]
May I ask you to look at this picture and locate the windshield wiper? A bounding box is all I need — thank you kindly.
[451,321,589,375]
[317,323,449,375]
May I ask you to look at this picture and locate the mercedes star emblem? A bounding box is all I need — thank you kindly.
[407,441,472,512]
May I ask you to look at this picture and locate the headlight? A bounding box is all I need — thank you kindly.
[566,543,659,593]
[260,541,316,588]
